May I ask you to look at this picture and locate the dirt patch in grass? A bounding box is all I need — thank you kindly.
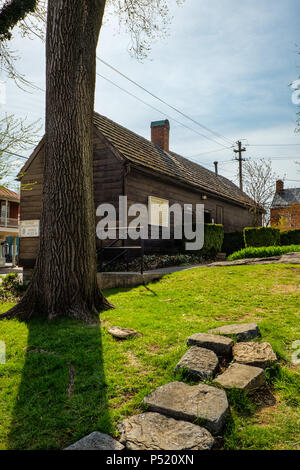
[124,351,147,374]
[252,385,277,408]
[271,284,300,293]
[147,344,161,354]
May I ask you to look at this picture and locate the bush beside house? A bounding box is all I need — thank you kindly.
[222,231,244,256]
[200,223,224,259]
[280,229,300,246]
[244,227,280,248]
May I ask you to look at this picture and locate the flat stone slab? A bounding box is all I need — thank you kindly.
[214,363,266,393]
[187,332,233,357]
[174,346,219,380]
[233,342,277,369]
[208,323,260,341]
[108,326,141,339]
[64,431,124,450]
[143,381,229,434]
[117,412,214,450]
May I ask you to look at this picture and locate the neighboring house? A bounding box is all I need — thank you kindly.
[271,179,300,231]
[17,113,261,277]
[0,187,20,266]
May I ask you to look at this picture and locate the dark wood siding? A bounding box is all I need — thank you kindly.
[19,144,44,267]
[19,128,257,266]
[19,131,125,267]
[126,166,255,233]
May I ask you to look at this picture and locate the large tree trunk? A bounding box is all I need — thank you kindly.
[1,0,112,323]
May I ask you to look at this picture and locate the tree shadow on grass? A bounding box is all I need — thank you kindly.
[7,317,111,450]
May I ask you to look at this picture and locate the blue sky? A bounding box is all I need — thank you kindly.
[1,0,300,189]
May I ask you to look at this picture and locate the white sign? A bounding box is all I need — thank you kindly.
[20,220,40,237]
[148,196,169,227]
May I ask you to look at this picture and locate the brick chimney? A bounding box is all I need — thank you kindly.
[276,179,284,193]
[151,120,170,152]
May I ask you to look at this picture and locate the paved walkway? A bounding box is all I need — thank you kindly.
[145,252,300,275]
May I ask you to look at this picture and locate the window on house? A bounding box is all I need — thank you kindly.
[0,201,8,219]
[216,205,224,224]
[204,211,211,223]
[148,196,169,227]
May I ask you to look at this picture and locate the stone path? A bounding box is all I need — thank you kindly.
[64,431,124,450]
[208,323,261,341]
[143,381,229,434]
[187,332,233,357]
[214,363,266,393]
[66,321,278,451]
[233,342,277,369]
[117,412,215,450]
[174,346,219,380]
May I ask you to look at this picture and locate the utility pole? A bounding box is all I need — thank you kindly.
[234,141,246,191]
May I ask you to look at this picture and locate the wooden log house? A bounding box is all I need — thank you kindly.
[18,114,260,278]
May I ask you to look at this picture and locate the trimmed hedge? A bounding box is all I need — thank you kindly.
[280,229,300,246]
[222,231,244,256]
[244,227,280,248]
[200,223,224,259]
[185,223,224,259]
[228,244,300,261]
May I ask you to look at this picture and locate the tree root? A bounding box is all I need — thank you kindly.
[0,283,114,323]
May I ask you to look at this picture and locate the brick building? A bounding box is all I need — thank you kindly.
[270,179,300,230]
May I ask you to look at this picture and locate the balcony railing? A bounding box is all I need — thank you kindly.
[0,217,19,228]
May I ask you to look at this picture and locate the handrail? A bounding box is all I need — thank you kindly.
[97,227,144,274]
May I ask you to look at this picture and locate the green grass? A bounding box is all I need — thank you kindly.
[228,244,300,261]
[0,264,299,450]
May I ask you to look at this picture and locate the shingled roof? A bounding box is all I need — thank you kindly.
[271,187,300,208]
[94,113,254,208]
[0,187,20,201]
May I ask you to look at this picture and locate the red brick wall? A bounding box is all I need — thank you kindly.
[270,204,300,231]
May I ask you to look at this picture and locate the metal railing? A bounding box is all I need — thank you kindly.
[0,217,19,228]
[97,227,145,274]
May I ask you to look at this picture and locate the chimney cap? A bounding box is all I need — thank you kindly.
[276,179,284,193]
[151,119,170,128]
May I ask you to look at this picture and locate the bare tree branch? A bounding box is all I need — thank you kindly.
[242,159,279,226]
[0,112,41,188]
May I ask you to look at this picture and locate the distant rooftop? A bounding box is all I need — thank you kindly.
[0,187,20,201]
[271,187,300,208]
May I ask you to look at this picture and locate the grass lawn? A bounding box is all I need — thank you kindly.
[0,264,299,450]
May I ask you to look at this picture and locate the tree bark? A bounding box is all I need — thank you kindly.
[1,0,112,323]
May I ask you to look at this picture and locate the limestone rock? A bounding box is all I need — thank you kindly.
[208,323,260,341]
[143,381,229,434]
[214,363,266,393]
[108,326,140,339]
[64,431,124,450]
[233,342,277,369]
[174,346,219,380]
[117,412,215,450]
[187,332,233,357]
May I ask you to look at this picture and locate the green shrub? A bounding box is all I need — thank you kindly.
[200,223,224,259]
[228,244,300,261]
[222,231,244,256]
[0,273,25,301]
[182,223,224,259]
[244,227,280,248]
[280,229,300,246]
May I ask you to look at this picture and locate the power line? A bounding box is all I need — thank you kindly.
[189,147,233,158]
[97,57,233,148]
[249,143,300,147]
[2,150,28,160]
[96,72,233,148]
